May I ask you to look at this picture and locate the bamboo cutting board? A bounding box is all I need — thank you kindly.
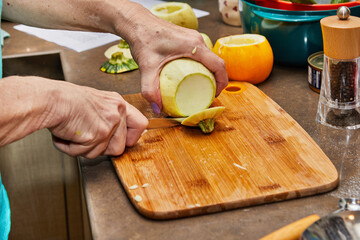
[112,82,338,219]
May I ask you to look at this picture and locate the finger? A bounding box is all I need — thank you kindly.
[52,135,109,159]
[125,102,148,146]
[140,67,163,114]
[52,135,88,157]
[103,117,127,156]
[103,101,146,156]
[190,47,229,96]
[213,60,229,97]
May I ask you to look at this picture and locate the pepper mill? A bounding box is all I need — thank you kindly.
[316,6,360,129]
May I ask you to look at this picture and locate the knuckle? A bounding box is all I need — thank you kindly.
[84,152,98,159]
[141,90,156,102]
[108,90,122,98]
[117,103,126,115]
[96,125,112,141]
[107,143,126,156]
[80,133,95,144]
[108,112,122,125]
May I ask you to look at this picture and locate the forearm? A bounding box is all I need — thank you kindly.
[0,76,60,146]
[2,0,229,110]
[0,76,148,158]
[2,0,153,40]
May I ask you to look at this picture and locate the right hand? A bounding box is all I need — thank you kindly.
[47,81,148,159]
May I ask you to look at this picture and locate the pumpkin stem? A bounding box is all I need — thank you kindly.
[197,118,215,134]
[118,39,130,49]
[100,51,138,74]
[109,52,128,65]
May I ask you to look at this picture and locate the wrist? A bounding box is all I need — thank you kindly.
[38,80,70,130]
[0,76,63,145]
[110,2,161,46]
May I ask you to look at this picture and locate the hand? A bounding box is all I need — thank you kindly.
[48,81,148,159]
[122,9,228,113]
[2,0,228,114]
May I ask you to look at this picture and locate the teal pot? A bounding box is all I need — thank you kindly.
[241,0,360,66]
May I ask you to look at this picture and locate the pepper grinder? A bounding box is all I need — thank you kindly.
[316,6,360,129]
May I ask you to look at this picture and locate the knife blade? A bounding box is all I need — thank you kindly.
[147,118,182,129]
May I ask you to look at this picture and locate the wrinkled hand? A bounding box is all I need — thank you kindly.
[48,82,148,159]
[124,12,228,113]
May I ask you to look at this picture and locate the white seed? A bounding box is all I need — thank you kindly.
[129,185,138,190]
[134,195,142,202]
[192,47,197,54]
[233,163,247,170]
[195,204,201,207]
[142,183,150,188]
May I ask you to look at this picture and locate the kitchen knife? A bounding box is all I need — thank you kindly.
[147,118,183,129]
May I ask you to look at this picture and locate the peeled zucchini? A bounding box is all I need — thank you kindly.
[160,58,216,117]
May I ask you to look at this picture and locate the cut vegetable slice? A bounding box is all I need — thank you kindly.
[160,58,216,117]
[181,106,225,133]
[104,39,133,59]
[104,45,132,59]
[100,52,138,74]
[150,2,198,30]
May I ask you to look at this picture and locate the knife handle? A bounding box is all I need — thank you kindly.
[259,214,320,240]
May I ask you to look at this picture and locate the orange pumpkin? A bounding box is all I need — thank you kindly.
[213,34,274,84]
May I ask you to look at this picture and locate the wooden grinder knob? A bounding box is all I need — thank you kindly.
[321,6,360,60]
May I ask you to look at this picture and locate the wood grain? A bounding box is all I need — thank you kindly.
[112,82,339,219]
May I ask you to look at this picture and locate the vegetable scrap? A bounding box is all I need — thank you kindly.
[233,163,247,170]
[134,195,142,202]
[129,185,138,190]
[100,51,138,74]
[192,47,197,54]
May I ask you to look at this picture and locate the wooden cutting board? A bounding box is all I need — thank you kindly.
[112,81,338,220]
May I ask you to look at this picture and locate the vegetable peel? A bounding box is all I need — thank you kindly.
[100,52,138,74]
[173,106,225,134]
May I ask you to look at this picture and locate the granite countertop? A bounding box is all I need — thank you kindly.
[2,1,360,239]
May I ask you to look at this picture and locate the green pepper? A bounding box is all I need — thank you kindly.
[331,0,350,3]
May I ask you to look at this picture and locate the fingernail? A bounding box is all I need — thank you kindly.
[150,102,161,114]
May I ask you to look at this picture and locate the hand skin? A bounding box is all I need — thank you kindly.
[0,76,148,159]
[2,0,229,111]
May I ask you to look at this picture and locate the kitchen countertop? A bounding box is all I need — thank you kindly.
[2,0,360,239]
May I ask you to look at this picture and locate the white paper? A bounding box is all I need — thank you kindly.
[13,0,209,52]
[13,25,121,52]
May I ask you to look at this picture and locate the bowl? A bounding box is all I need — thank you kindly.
[253,0,360,11]
[241,0,360,66]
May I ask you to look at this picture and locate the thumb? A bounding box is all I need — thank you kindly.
[140,68,163,114]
